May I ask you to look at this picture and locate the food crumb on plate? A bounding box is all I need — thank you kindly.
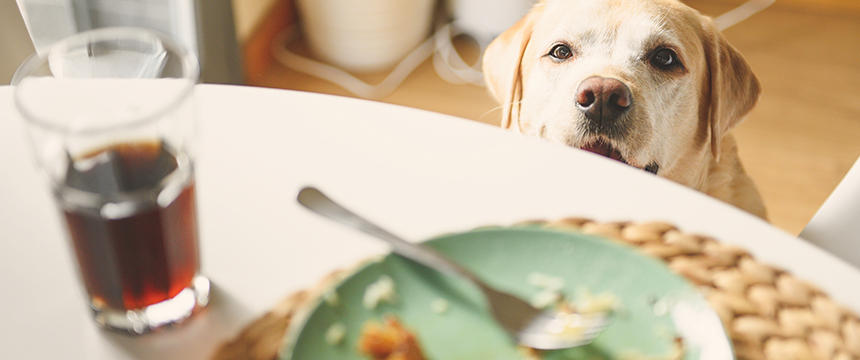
[323,289,339,307]
[358,316,426,360]
[530,289,562,309]
[527,272,565,292]
[576,290,620,314]
[527,272,566,309]
[324,322,346,345]
[363,275,396,309]
[430,298,449,314]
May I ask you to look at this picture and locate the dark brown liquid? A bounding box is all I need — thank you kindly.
[60,141,199,310]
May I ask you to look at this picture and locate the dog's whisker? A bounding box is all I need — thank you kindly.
[476,100,527,124]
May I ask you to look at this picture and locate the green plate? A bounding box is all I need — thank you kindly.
[280,227,732,359]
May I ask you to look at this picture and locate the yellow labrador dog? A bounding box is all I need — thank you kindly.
[483,0,767,218]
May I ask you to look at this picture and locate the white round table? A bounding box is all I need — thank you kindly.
[1,84,857,359]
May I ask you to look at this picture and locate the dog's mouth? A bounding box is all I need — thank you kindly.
[578,139,660,174]
[580,139,626,163]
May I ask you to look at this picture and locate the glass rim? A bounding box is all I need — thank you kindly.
[10,27,200,135]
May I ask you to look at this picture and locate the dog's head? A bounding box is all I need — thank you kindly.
[483,0,759,186]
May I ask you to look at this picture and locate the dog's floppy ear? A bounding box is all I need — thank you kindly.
[701,18,761,160]
[482,4,543,130]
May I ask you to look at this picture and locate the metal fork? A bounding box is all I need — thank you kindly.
[296,186,611,350]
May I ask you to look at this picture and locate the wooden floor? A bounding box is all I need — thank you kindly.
[250,0,860,235]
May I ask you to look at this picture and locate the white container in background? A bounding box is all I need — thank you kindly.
[296,0,435,73]
[446,0,535,43]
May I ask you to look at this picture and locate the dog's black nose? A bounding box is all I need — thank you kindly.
[575,76,633,123]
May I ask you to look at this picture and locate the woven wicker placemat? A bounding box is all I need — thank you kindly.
[212,218,860,360]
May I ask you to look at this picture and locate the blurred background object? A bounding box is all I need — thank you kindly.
[270,0,437,99]
[296,0,435,73]
[266,0,532,99]
[10,0,241,84]
[800,157,860,268]
[445,0,534,44]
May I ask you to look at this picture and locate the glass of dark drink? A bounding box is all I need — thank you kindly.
[11,28,208,334]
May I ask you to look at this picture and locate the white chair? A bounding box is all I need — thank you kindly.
[800,156,860,269]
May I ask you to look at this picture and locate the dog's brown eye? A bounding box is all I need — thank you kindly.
[650,48,680,70]
[549,44,573,61]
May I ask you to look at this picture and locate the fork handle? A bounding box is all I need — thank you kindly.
[297,187,485,287]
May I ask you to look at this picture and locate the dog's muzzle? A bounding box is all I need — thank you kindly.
[575,76,633,138]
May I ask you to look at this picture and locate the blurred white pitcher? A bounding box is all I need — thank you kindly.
[296,0,435,73]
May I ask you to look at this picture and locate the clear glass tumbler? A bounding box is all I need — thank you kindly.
[11,27,209,334]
